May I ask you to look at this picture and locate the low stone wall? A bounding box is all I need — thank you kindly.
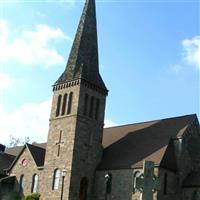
[93,169,133,200]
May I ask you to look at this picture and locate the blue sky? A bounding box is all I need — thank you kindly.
[0,0,199,144]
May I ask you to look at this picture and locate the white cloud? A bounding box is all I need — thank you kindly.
[0,73,14,89]
[104,119,117,128]
[182,36,200,69]
[0,99,51,144]
[0,20,72,68]
[171,35,200,72]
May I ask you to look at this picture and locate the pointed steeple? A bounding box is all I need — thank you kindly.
[55,0,107,91]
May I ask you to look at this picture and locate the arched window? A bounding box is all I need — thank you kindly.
[105,173,112,195]
[133,170,141,193]
[52,169,61,190]
[31,174,39,193]
[56,95,62,117]
[79,177,88,200]
[19,174,25,191]
[95,98,100,120]
[67,92,73,114]
[83,93,89,116]
[61,93,68,115]
[163,173,168,195]
[89,96,94,118]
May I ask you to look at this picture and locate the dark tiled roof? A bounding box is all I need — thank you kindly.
[31,142,46,149]
[5,143,46,157]
[55,0,107,91]
[98,114,196,170]
[26,143,46,167]
[4,143,46,171]
[2,114,197,171]
[182,171,200,188]
[0,152,15,172]
[5,146,23,156]
[159,139,178,171]
[0,175,16,184]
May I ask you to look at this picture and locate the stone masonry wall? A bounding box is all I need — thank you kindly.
[42,80,106,200]
[94,169,133,200]
[67,83,106,200]
[10,148,43,197]
[157,168,180,200]
[41,83,81,200]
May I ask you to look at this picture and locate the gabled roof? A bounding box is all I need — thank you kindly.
[4,143,46,157]
[0,152,15,173]
[5,146,24,156]
[98,114,197,170]
[2,114,198,171]
[26,143,45,167]
[55,0,107,91]
[8,143,46,171]
[0,175,16,184]
[160,139,178,171]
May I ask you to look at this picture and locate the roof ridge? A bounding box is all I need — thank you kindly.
[27,143,46,150]
[104,114,196,130]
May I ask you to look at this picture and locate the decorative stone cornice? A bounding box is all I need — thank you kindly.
[53,78,108,95]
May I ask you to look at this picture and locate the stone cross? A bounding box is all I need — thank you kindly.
[134,160,160,200]
[56,131,64,156]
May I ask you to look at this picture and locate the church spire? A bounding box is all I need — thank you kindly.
[55,0,107,91]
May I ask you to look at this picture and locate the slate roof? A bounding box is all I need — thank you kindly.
[55,0,107,91]
[26,143,46,167]
[1,114,197,171]
[7,143,46,171]
[0,152,15,172]
[4,143,46,157]
[5,146,24,156]
[98,114,196,169]
[159,139,178,171]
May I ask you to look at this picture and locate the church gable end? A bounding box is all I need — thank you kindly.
[8,144,43,196]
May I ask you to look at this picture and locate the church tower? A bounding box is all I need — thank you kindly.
[42,0,108,199]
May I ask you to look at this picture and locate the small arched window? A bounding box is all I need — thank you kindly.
[163,173,168,195]
[61,93,68,115]
[31,174,39,193]
[79,177,88,200]
[56,95,62,117]
[67,92,73,114]
[95,98,100,120]
[105,173,112,195]
[133,170,141,193]
[83,93,89,116]
[19,174,25,191]
[89,96,94,118]
[52,169,60,190]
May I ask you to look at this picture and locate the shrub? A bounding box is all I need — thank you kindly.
[24,193,40,200]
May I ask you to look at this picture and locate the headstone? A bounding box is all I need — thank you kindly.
[134,160,160,200]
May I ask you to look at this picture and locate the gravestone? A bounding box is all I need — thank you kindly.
[134,160,160,200]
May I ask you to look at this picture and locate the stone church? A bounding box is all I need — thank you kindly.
[0,0,200,199]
